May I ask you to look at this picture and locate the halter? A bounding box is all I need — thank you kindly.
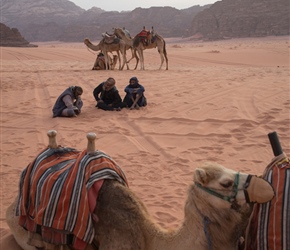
[195,172,240,204]
[194,172,244,250]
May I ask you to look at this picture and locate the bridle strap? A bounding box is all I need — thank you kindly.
[195,172,240,203]
[243,175,253,203]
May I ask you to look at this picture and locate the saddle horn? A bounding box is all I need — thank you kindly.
[87,132,96,154]
[47,130,58,148]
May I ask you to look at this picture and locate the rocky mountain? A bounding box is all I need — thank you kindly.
[1,0,209,42]
[0,23,38,47]
[1,0,289,43]
[190,0,289,40]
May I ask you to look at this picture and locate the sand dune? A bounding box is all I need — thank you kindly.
[0,36,289,248]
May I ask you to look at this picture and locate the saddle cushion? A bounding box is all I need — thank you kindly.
[245,153,290,249]
[16,146,128,249]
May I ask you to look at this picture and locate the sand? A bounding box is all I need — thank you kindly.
[0,36,289,249]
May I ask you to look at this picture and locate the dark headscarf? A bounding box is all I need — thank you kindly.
[129,77,140,88]
[130,77,139,83]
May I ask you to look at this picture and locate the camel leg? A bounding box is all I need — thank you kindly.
[125,48,136,70]
[120,50,127,71]
[126,48,135,63]
[140,51,145,70]
[136,49,144,70]
[104,53,110,70]
[133,49,139,70]
[158,51,165,70]
[164,52,169,70]
[114,51,120,70]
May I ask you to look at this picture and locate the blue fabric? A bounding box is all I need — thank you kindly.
[123,78,147,107]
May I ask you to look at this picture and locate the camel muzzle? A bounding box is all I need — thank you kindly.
[243,175,275,204]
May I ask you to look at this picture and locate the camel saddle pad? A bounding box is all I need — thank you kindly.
[245,153,290,249]
[16,146,128,249]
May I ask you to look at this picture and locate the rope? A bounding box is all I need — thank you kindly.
[193,199,213,250]
[86,47,97,55]
[203,216,213,250]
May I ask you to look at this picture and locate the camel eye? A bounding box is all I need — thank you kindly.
[220,181,233,188]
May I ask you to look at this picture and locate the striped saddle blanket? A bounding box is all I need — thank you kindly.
[244,153,290,250]
[15,146,128,249]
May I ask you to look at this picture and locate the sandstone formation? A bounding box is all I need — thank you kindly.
[190,0,289,40]
[0,23,38,47]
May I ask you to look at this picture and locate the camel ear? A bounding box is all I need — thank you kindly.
[194,168,210,185]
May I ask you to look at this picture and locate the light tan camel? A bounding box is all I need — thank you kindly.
[114,27,169,70]
[84,38,128,70]
[92,53,118,70]
[6,131,274,250]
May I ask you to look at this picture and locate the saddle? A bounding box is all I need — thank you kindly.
[16,130,128,250]
[102,32,119,44]
[137,27,156,46]
[244,132,290,249]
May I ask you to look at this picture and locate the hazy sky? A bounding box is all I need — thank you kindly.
[69,0,218,11]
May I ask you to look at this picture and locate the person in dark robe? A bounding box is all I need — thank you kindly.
[93,77,127,111]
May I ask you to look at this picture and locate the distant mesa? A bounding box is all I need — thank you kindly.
[0,23,38,47]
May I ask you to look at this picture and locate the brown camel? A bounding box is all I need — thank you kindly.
[113,27,169,70]
[84,38,129,70]
[5,131,274,250]
[92,52,118,70]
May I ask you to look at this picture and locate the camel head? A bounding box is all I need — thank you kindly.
[193,162,274,210]
[113,27,124,38]
[83,38,92,46]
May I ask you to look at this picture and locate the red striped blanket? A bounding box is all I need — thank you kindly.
[245,153,290,250]
[16,146,128,249]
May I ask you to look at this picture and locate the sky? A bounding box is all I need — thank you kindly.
[69,0,218,12]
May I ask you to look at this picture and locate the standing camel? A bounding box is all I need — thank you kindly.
[114,27,168,70]
[84,38,128,70]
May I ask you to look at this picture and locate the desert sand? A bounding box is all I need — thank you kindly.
[0,35,289,249]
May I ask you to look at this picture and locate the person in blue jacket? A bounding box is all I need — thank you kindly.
[123,77,147,109]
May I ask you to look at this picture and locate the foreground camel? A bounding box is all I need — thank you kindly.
[84,38,129,70]
[6,130,274,250]
[114,27,169,70]
[92,53,118,70]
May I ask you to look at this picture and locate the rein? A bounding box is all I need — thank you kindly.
[86,47,97,55]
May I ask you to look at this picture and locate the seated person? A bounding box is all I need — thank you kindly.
[52,86,83,117]
[123,77,147,109]
[93,77,127,111]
